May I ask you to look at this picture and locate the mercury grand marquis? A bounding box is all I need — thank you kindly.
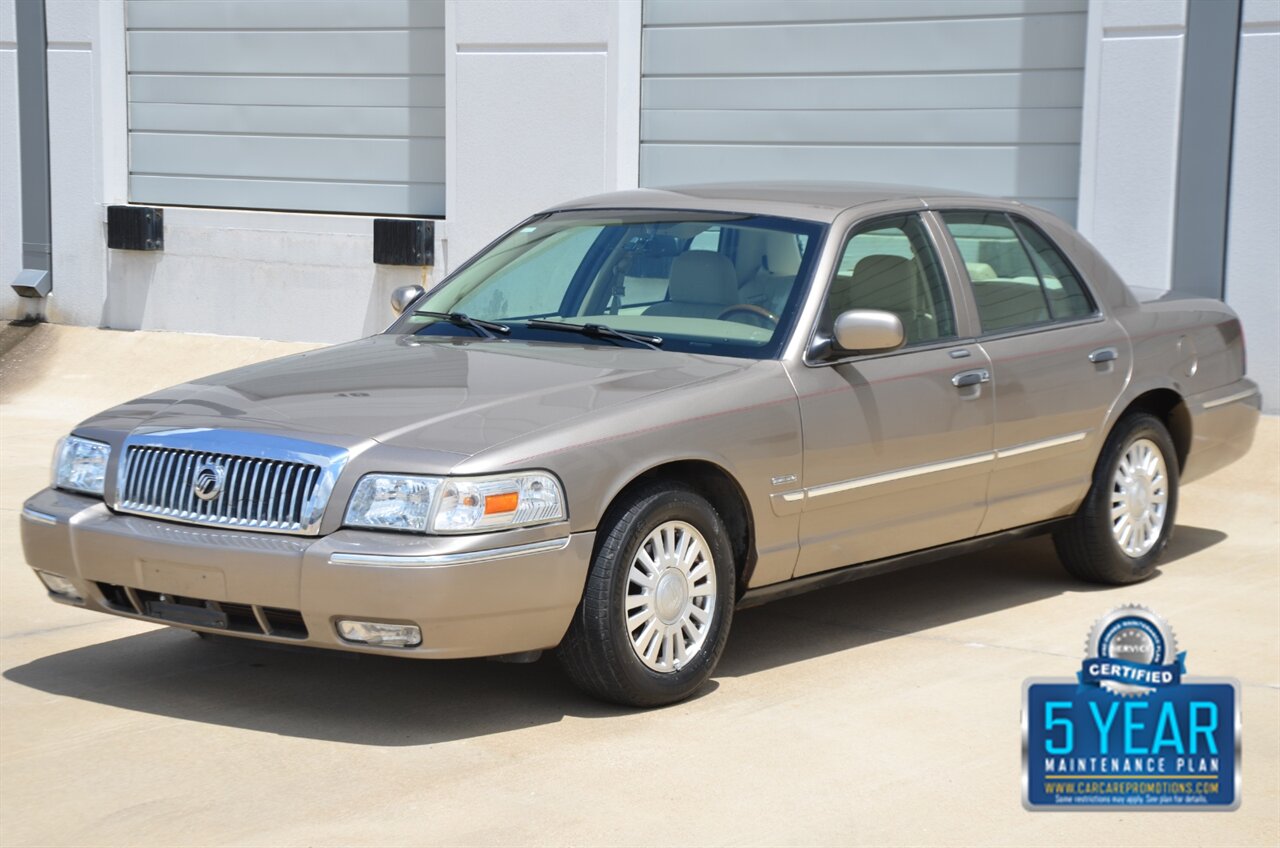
[21,184,1260,706]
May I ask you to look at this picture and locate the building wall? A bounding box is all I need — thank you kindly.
[1078,0,1278,411]
[0,0,21,321]
[1,0,639,343]
[445,0,640,267]
[2,0,1276,407]
[1225,0,1280,412]
[1076,0,1187,292]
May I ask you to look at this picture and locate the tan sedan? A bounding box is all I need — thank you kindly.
[21,184,1260,705]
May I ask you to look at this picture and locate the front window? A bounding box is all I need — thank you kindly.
[392,211,827,359]
[823,214,957,345]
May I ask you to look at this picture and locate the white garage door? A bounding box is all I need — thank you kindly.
[640,0,1088,222]
[125,0,445,216]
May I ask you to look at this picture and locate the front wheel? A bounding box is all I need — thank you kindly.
[557,483,735,707]
[1053,412,1179,584]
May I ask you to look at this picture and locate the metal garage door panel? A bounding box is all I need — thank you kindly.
[642,109,1083,145]
[639,0,1088,222]
[126,30,445,75]
[643,0,1085,25]
[130,104,445,139]
[125,0,445,216]
[129,74,446,109]
[126,0,444,29]
[643,15,1085,75]
[642,70,1086,111]
[128,176,445,218]
[640,144,1080,221]
[130,134,444,183]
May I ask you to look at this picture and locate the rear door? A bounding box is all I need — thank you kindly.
[786,212,995,577]
[934,209,1131,533]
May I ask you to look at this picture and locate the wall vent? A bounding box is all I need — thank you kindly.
[374,218,434,266]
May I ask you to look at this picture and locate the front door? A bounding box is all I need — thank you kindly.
[787,213,996,577]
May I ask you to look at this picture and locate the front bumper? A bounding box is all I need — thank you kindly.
[20,488,595,659]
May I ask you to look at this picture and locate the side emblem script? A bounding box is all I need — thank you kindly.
[192,462,227,501]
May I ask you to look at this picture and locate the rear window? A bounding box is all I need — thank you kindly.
[941,211,1095,333]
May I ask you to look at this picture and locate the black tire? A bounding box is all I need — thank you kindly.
[557,482,736,707]
[1053,412,1179,584]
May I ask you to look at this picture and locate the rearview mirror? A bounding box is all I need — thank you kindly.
[390,285,425,315]
[831,309,905,354]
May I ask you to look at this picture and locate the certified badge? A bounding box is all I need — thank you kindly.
[1022,605,1240,810]
[1080,604,1185,696]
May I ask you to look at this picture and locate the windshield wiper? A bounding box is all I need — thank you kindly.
[413,311,510,339]
[526,319,664,350]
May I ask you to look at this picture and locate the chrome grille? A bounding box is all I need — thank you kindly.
[118,446,322,533]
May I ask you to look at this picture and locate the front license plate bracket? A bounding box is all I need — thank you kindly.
[144,599,229,629]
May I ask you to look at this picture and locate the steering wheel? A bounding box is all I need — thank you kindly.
[717,303,779,328]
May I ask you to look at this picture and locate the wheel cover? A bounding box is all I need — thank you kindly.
[625,520,717,673]
[1110,437,1169,558]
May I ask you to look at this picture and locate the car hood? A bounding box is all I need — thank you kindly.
[82,334,752,463]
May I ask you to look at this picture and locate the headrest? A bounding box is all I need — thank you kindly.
[762,230,802,276]
[668,250,739,305]
[852,254,912,283]
[849,255,919,312]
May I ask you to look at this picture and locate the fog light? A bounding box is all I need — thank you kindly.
[36,571,83,602]
[337,619,422,648]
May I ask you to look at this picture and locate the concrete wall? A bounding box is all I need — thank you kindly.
[1077,0,1187,291]
[1225,0,1280,412]
[444,0,640,268]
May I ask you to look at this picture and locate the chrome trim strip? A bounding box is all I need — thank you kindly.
[1202,388,1258,409]
[995,430,1090,460]
[328,536,572,568]
[797,430,1093,502]
[806,451,996,499]
[21,506,58,526]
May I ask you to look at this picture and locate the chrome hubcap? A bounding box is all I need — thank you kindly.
[625,520,717,673]
[1111,438,1169,558]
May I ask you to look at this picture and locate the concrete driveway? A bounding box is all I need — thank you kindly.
[2,324,1277,847]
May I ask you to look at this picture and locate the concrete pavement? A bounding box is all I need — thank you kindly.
[1,324,1277,847]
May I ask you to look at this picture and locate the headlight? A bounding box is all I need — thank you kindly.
[53,436,111,496]
[343,475,439,532]
[344,472,565,534]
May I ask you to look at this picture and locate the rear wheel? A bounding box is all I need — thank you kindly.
[1053,413,1179,584]
[557,483,735,707]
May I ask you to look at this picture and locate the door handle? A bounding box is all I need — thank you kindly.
[952,369,991,388]
[1089,347,1118,364]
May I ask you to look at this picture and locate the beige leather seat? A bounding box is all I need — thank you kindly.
[739,230,802,316]
[970,279,1050,330]
[645,250,740,319]
[826,254,940,342]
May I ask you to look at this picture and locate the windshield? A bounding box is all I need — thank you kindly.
[390,210,827,359]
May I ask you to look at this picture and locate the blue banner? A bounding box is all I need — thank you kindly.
[1024,680,1239,809]
[1078,652,1187,689]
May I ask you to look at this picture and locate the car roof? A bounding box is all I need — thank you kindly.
[545,181,992,223]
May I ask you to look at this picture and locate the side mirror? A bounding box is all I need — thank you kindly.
[390,285,425,315]
[831,309,905,354]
